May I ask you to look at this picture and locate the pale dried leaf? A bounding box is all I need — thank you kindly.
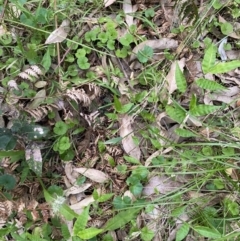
[104,0,117,7]
[64,183,92,196]
[218,37,228,61]
[65,162,77,185]
[70,195,94,210]
[45,19,70,44]
[143,175,181,196]
[119,114,141,160]
[74,168,109,183]
[35,81,47,88]
[130,38,178,61]
[0,25,7,36]
[27,89,46,109]
[123,0,133,27]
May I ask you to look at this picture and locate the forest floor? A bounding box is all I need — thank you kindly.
[1,0,240,240]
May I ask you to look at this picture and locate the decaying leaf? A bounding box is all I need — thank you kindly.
[25,143,42,176]
[143,175,181,196]
[74,168,109,183]
[104,0,117,7]
[123,0,133,27]
[45,19,70,44]
[64,183,92,197]
[130,39,178,62]
[119,114,141,160]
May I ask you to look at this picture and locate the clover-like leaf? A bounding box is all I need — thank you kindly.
[0,174,16,190]
[54,121,69,135]
[137,45,153,63]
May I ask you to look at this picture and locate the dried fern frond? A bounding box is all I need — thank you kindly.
[87,83,101,100]
[24,103,61,121]
[65,88,91,106]
[173,0,199,26]
[18,65,43,81]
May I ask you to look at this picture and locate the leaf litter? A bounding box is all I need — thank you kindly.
[2,0,240,240]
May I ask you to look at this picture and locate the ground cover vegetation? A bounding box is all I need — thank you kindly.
[1,0,240,240]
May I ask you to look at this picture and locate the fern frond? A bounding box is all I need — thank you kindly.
[30,65,43,75]
[65,88,91,106]
[18,72,31,80]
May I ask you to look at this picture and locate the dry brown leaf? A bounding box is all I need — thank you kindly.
[74,168,109,183]
[45,19,70,44]
[119,114,141,160]
[130,38,178,62]
[64,183,92,197]
[143,175,181,196]
[104,0,116,7]
[123,0,133,27]
[70,195,94,211]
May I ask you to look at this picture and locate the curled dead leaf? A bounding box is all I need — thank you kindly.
[45,19,70,44]
[143,175,181,196]
[119,114,141,160]
[64,183,92,197]
[74,168,109,183]
[123,0,133,27]
[130,38,178,62]
[104,0,117,7]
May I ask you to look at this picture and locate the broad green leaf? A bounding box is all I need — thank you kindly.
[124,155,141,164]
[77,227,103,239]
[43,189,54,203]
[137,45,153,63]
[0,150,24,158]
[0,174,16,190]
[97,193,114,202]
[190,104,220,116]
[59,203,78,221]
[175,62,187,93]
[113,95,122,112]
[166,105,186,123]
[208,60,240,74]
[196,78,225,91]
[103,208,141,231]
[141,226,154,241]
[41,48,51,71]
[174,128,196,137]
[104,137,122,145]
[193,226,222,238]
[61,224,71,240]
[176,223,190,241]
[171,206,187,217]
[202,43,217,74]
[73,206,90,235]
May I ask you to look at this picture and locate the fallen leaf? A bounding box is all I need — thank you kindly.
[104,0,116,7]
[45,19,70,44]
[123,0,133,27]
[70,195,95,210]
[218,37,228,61]
[64,183,92,196]
[119,114,141,160]
[142,175,181,196]
[74,168,109,183]
[130,38,178,62]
